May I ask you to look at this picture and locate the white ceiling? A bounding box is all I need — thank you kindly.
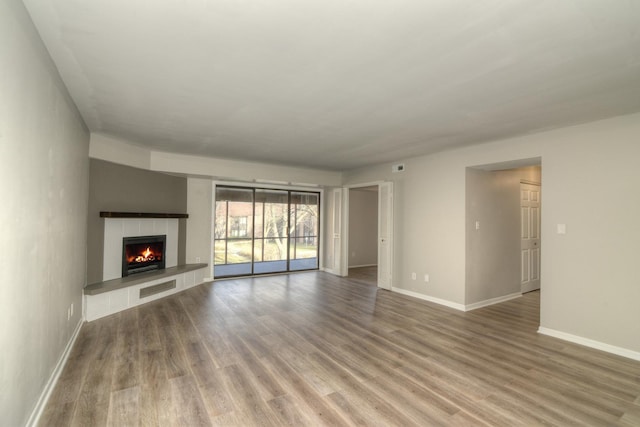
[23,0,640,171]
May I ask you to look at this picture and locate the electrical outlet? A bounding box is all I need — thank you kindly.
[411,272,416,280]
[70,303,74,317]
[196,256,201,263]
[424,274,430,282]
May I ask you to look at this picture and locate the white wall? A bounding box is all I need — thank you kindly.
[90,133,343,187]
[321,187,341,274]
[186,178,214,278]
[0,1,89,425]
[348,188,378,267]
[344,113,640,355]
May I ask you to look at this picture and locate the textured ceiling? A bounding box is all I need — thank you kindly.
[23,0,640,171]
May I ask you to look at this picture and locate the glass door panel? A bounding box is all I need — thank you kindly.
[254,189,288,274]
[214,188,254,277]
[290,192,319,271]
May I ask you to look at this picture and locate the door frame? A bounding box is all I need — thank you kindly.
[341,181,393,289]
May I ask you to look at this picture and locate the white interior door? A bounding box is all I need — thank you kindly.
[378,182,393,290]
[331,188,342,274]
[521,183,541,293]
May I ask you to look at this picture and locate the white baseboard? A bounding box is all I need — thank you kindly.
[348,264,377,269]
[538,327,640,362]
[321,267,342,276]
[391,287,466,311]
[26,318,84,427]
[464,292,522,311]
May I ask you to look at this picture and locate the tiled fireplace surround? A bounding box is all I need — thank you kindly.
[84,217,207,321]
[103,218,178,281]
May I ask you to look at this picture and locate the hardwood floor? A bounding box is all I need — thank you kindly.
[347,266,377,286]
[41,272,640,426]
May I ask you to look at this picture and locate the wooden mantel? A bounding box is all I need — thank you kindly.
[100,211,189,219]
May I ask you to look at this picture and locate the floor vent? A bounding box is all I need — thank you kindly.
[140,280,176,298]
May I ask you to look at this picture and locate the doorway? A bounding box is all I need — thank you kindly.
[341,181,393,290]
[465,158,541,307]
[348,186,378,286]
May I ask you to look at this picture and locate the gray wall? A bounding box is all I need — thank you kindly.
[343,113,640,354]
[87,159,188,284]
[348,188,378,267]
[0,1,90,424]
[465,166,541,304]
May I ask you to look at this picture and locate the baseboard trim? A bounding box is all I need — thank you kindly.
[321,267,342,276]
[538,327,640,362]
[26,317,84,427]
[348,264,378,269]
[391,287,465,311]
[464,292,522,311]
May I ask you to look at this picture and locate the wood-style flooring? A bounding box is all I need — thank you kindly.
[41,271,640,426]
[348,266,377,286]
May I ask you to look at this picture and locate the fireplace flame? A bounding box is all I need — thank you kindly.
[134,246,157,263]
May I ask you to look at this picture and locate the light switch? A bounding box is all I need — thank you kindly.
[475,221,480,230]
[557,224,566,234]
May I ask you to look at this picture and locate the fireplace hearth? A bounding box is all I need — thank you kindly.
[122,235,166,277]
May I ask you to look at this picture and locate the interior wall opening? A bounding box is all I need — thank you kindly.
[465,157,542,311]
[347,185,379,286]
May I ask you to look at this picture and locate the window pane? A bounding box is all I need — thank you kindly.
[254,202,264,238]
[290,237,317,259]
[214,201,227,239]
[215,262,252,277]
[225,239,252,264]
[227,203,252,238]
[216,187,253,202]
[262,238,287,261]
[214,240,226,265]
[253,239,263,263]
[290,238,318,270]
[290,192,318,206]
[291,192,318,238]
[255,189,288,204]
[260,189,288,238]
[254,238,287,274]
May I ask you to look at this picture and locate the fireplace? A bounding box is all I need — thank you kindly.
[122,235,166,277]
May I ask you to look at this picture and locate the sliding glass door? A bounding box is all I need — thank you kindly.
[214,186,320,278]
